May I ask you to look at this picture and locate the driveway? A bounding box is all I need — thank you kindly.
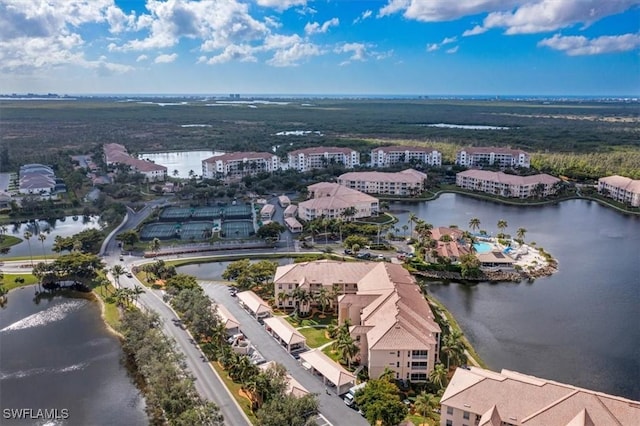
[201,282,368,426]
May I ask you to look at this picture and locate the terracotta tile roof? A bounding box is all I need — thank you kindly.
[263,316,306,346]
[599,175,640,193]
[457,170,560,186]
[461,146,528,156]
[300,183,378,211]
[372,145,438,153]
[289,146,355,155]
[236,290,271,315]
[338,169,426,184]
[299,349,356,388]
[442,367,640,426]
[203,151,275,163]
[214,304,240,331]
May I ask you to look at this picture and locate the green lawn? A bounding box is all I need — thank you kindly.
[405,414,437,426]
[284,311,336,327]
[298,327,331,348]
[3,273,39,291]
[0,235,22,249]
[322,345,342,362]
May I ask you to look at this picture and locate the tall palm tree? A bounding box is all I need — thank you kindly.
[38,233,48,263]
[130,284,145,303]
[23,230,34,267]
[314,287,331,316]
[497,219,508,237]
[111,264,126,289]
[401,224,408,237]
[516,227,527,243]
[414,391,438,425]
[333,332,359,368]
[149,237,161,257]
[429,363,448,390]
[468,217,481,233]
[408,213,418,238]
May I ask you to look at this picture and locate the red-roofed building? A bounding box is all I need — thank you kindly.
[103,143,167,182]
[456,170,560,198]
[598,175,640,207]
[202,151,279,180]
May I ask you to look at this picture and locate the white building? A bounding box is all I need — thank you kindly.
[298,182,378,221]
[371,146,442,167]
[19,164,57,195]
[456,170,560,198]
[202,151,279,180]
[337,169,427,196]
[103,143,167,182]
[598,175,640,207]
[287,147,360,172]
[456,147,530,169]
[440,367,640,426]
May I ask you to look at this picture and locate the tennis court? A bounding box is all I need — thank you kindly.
[180,221,214,241]
[159,207,192,221]
[223,204,252,219]
[221,220,254,238]
[191,206,223,219]
[140,222,178,240]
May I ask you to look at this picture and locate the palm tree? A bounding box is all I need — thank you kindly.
[408,213,418,238]
[516,227,527,243]
[23,230,34,267]
[149,237,161,257]
[429,363,448,390]
[414,391,438,425]
[314,287,331,316]
[38,233,48,263]
[333,333,359,368]
[111,265,126,289]
[497,219,508,237]
[468,217,481,233]
[130,284,145,303]
[401,224,408,237]
[291,286,310,316]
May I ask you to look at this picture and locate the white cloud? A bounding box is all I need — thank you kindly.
[256,0,308,12]
[426,36,458,52]
[154,53,178,63]
[206,44,257,64]
[305,18,339,35]
[538,33,640,55]
[353,9,373,24]
[446,46,459,54]
[378,0,639,36]
[136,54,148,62]
[105,5,136,33]
[267,42,322,66]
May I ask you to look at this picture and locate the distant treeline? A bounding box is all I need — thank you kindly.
[1,98,638,180]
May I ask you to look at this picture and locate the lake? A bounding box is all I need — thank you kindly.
[0,289,147,425]
[139,150,224,179]
[1,216,102,258]
[176,257,295,281]
[390,194,639,400]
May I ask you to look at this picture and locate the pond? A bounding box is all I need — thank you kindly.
[138,150,224,179]
[176,257,295,281]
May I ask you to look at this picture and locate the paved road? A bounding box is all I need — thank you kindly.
[201,282,368,426]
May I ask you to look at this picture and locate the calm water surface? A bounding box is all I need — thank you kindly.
[177,257,294,280]
[391,194,639,399]
[139,150,223,179]
[0,290,147,425]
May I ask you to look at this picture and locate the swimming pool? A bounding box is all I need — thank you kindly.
[473,242,493,254]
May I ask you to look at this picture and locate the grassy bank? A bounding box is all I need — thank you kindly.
[2,273,39,291]
[0,235,22,249]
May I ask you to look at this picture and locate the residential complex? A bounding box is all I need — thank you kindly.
[440,367,640,426]
[103,143,167,182]
[371,146,442,167]
[456,147,530,169]
[597,175,640,207]
[287,147,360,172]
[298,182,379,221]
[202,151,279,180]
[337,169,427,196]
[19,164,62,195]
[456,170,561,198]
[273,260,441,382]
[428,227,471,263]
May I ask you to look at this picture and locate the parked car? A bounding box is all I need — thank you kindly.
[344,249,353,255]
[356,252,371,259]
[376,254,385,261]
[125,271,133,278]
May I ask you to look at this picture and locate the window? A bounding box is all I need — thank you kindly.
[445,420,452,426]
[396,362,399,368]
[397,351,400,357]
[463,411,470,420]
[446,407,453,415]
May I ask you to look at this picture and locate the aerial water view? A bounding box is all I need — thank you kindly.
[1,1,639,426]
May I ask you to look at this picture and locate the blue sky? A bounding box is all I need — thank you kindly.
[1,0,639,96]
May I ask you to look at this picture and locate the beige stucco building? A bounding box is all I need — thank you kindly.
[456,170,560,198]
[287,147,360,172]
[371,146,442,167]
[456,147,530,168]
[273,260,441,382]
[202,151,279,180]
[597,175,640,207]
[104,143,167,182]
[337,169,427,196]
[440,367,640,426]
[298,182,379,221]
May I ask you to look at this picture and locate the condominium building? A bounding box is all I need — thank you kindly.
[202,151,279,180]
[337,169,427,196]
[19,164,57,195]
[456,147,530,168]
[456,170,560,198]
[298,182,379,221]
[371,146,442,167]
[440,367,639,426]
[103,143,167,182]
[287,147,360,172]
[598,175,640,207]
[273,260,441,381]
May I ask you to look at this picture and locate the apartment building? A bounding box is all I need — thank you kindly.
[202,151,279,180]
[598,175,640,207]
[287,147,360,172]
[456,147,530,169]
[337,169,427,196]
[298,182,379,221]
[19,164,57,195]
[273,260,441,381]
[440,367,640,426]
[456,170,560,198]
[371,146,442,167]
[103,143,167,182]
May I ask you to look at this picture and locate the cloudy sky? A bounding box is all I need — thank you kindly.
[1,0,639,95]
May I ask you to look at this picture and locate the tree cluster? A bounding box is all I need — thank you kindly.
[354,378,408,426]
[221,259,277,292]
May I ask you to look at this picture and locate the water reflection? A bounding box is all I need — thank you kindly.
[139,150,224,179]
